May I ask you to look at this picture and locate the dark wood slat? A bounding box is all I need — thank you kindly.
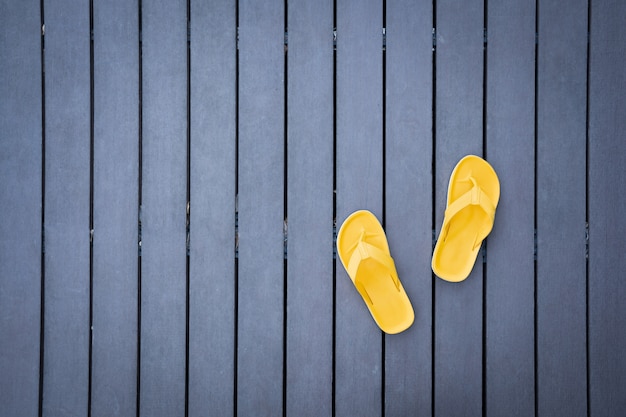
[139,0,188,415]
[536,0,588,415]
[91,0,139,415]
[0,1,42,416]
[434,1,484,415]
[237,2,285,415]
[484,0,535,415]
[41,0,91,415]
[588,1,626,415]
[188,1,236,415]
[335,0,383,415]
[285,0,334,415]
[383,0,433,415]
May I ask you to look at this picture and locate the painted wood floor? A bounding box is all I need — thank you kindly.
[1,0,625,416]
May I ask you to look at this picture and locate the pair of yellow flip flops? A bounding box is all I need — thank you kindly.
[337,155,500,334]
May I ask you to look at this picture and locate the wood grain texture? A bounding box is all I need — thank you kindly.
[335,0,383,416]
[484,0,535,415]
[588,0,626,415]
[188,1,236,416]
[383,0,433,415]
[139,0,188,415]
[41,0,91,414]
[236,1,285,415]
[285,0,334,415]
[0,1,42,416]
[2,1,626,415]
[536,0,588,415]
[434,1,484,415]
[91,0,139,415]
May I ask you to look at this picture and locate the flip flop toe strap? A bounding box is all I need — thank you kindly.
[347,240,400,296]
[440,178,496,246]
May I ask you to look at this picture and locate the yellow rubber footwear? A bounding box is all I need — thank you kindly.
[432,155,500,282]
[337,210,414,334]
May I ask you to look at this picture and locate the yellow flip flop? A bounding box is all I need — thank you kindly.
[432,155,500,282]
[337,210,414,334]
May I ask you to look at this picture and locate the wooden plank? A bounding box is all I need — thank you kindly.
[187,1,236,415]
[383,0,432,415]
[484,0,535,415]
[335,0,383,415]
[433,1,484,415]
[90,0,139,415]
[0,1,42,415]
[41,0,91,415]
[536,0,588,415]
[237,1,285,415]
[139,0,188,415]
[285,0,334,415]
[588,1,626,415]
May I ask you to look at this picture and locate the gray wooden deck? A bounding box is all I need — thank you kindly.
[1,0,625,416]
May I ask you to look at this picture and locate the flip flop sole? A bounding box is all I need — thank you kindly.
[432,155,500,282]
[337,210,414,334]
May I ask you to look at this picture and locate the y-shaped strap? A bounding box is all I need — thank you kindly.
[440,176,496,248]
[346,233,400,302]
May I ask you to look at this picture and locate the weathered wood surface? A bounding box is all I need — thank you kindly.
[1,1,625,416]
[285,0,334,415]
[383,0,433,415]
[42,0,91,415]
[91,0,139,416]
[485,0,535,415]
[335,0,383,416]
[434,1,484,415]
[188,0,237,415]
[588,1,626,416]
[139,0,188,415]
[0,2,42,416]
[536,1,589,416]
